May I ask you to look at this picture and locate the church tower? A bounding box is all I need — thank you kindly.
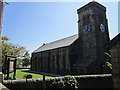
[77,1,110,73]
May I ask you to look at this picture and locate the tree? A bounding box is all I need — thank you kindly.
[2,36,10,43]
[105,52,112,70]
[22,51,30,68]
[2,36,29,68]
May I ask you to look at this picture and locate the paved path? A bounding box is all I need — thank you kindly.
[22,70,63,77]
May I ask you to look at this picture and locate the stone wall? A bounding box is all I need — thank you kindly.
[3,74,113,90]
[110,40,120,89]
[31,46,71,75]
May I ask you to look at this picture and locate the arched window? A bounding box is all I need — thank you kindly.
[87,15,90,24]
[99,14,104,22]
[83,14,90,25]
[83,15,85,26]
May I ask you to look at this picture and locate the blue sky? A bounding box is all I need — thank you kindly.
[2,2,118,54]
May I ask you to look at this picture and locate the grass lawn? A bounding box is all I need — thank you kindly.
[4,69,51,80]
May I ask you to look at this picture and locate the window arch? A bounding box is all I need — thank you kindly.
[99,14,104,22]
[83,15,85,26]
[83,14,90,25]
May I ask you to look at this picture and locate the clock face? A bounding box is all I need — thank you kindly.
[100,24,105,32]
[84,25,90,32]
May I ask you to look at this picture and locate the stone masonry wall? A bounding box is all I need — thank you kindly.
[110,40,120,89]
[3,74,113,90]
[31,46,71,75]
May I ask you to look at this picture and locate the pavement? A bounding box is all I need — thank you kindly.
[22,70,63,77]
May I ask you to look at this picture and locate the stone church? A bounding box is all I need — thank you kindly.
[31,1,111,75]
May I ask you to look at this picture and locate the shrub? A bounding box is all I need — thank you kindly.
[51,75,79,89]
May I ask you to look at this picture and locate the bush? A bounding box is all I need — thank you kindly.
[51,75,79,89]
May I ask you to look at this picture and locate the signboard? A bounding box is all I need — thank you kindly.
[4,56,17,80]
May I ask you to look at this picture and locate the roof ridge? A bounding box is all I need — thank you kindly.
[45,34,78,45]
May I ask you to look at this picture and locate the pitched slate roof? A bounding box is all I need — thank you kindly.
[33,34,78,53]
[73,58,95,67]
[109,33,120,49]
